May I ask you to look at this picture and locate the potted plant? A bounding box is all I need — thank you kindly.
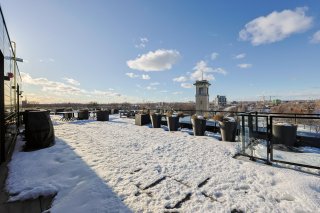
[150,112,162,128]
[78,109,89,120]
[272,122,297,146]
[191,114,207,136]
[213,113,237,142]
[166,111,184,131]
[96,110,109,121]
[135,109,151,126]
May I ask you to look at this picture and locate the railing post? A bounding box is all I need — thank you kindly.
[17,84,20,129]
[255,111,258,131]
[241,114,245,154]
[268,116,273,164]
[0,52,4,162]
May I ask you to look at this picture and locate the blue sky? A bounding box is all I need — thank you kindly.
[2,0,320,103]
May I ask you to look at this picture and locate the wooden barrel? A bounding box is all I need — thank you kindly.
[150,114,162,128]
[97,110,109,121]
[135,114,150,126]
[273,124,297,146]
[167,116,179,131]
[78,109,89,120]
[25,110,54,149]
[219,121,237,142]
[192,119,206,136]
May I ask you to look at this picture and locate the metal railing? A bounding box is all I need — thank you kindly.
[130,109,320,170]
[239,112,320,170]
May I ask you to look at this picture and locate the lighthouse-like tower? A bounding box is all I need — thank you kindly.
[194,80,211,115]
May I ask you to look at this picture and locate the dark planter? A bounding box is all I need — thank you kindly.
[167,116,179,131]
[25,110,54,150]
[219,121,237,142]
[150,114,162,128]
[22,109,39,125]
[63,112,74,120]
[272,124,297,146]
[78,110,89,120]
[192,119,206,136]
[55,108,65,115]
[135,114,151,126]
[97,110,109,121]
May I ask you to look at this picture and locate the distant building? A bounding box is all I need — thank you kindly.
[215,95,227,106]
[194,80,210,114]
[272,99,281,105]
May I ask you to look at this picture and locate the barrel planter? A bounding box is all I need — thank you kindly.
[25,110,54,150]
[22,109,39,125]
[150,114,162,128]
[192,119,206,136]
[55,108,65,115]
[219,121,237,142]
[167,116,179,131]
[97,110,109,121]
[272,123,297,146]
[78,109,89,120]
[135,114,151,126]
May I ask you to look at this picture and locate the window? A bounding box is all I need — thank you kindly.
[199,87,204,95]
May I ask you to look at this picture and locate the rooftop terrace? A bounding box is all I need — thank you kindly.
[4,114,320,212]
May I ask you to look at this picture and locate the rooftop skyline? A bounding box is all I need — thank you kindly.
[2,0,320,103]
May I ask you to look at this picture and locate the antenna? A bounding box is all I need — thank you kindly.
[201,69,204,81]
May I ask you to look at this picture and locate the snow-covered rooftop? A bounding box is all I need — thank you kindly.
[6,115,320,212]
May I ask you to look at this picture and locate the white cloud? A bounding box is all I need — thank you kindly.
[239,7,313,45]
[172,91,183,95]
[211,67,227,75]
[150,82,160,86]
[92,90,121,97]
[235,53,246,59]
[181,83,193,89]
[20,72,131,103]
[173,76,188,82]
[211,52,219,60]
[135,37,149,48]
[21,72,84,94]
[159,90,168,93]
[191,61,214,81]
[125,72,139,78]
[190,60,227,81]
[39,58,55,63]
[237,63,252,69]
[310,30,320,43]
[146,86,156,90]
[127,49,180,72]
[63,77,80,86]
[141,74,151,80]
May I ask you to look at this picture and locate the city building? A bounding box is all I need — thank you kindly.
[215,95,227,106]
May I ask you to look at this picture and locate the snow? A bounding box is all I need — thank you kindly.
[249,141,320,168]
[6,114,320,212]
[196,115,204,119]
[274,122,297,127]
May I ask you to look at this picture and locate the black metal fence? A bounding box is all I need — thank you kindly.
[131,109,320,170]
[239,112,320,170]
